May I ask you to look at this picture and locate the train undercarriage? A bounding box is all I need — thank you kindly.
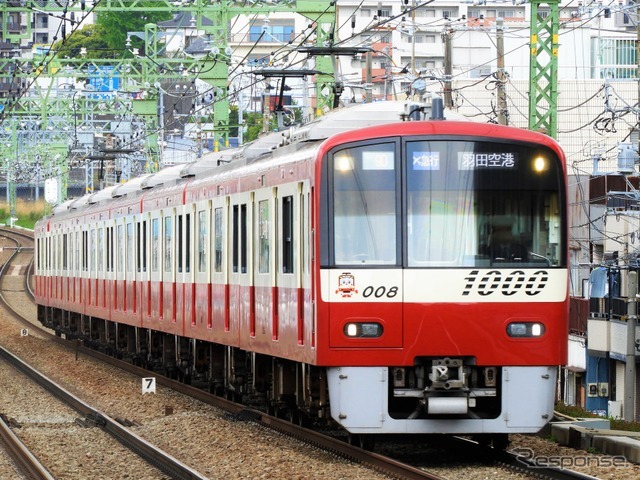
[38,305,523,450]
[38,305,330,426]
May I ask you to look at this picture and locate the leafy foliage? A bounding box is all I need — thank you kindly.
[96,7,172,54]
[52,24,112,59]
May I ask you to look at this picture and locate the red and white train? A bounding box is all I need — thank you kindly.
[34,100,568,448]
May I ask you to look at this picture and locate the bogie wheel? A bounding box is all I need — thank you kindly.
[348,433,375,451]
[491,433,510,450]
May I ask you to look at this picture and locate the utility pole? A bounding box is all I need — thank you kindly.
[625,271,637,422]
[442,21,453,109]
[637,0,640,160]
[629,0,640,424]
[365,51,373,103]
[411,0,417,75]
[496,17,508,125]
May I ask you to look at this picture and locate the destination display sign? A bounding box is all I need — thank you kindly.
[410,151,517,171]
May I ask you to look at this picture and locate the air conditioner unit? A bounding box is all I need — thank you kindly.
[608,400,622,419]
[614,12,634,29]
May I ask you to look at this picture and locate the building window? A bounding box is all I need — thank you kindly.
[249,22,294,42]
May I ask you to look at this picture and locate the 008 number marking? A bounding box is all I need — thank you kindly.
[362,285,399,298]
[462,270,549,297]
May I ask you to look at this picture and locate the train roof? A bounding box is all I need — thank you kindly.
[42,100,458,219]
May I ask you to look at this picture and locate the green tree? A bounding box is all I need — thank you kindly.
[96,7,172,54]
[52,24,112,59]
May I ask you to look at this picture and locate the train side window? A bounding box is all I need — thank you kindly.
[240,205,247,274]
[164,216,172,273]
[106,227,111,272]
[232,205,239,273]
[232,204,248,274]
[177,214,183,273]
[282,195,294,274]
[136,222,140,272]
[214,207,223,273]
[98,227,104,274]
[198,210,207,273]
[302,189,310,275]
[136,220,148,273]
[82,230,88,272]
[63,233,68,270]
[126,222,134,273]
[59,234,63,271]
[258,199,270,274]
[107,226,114,273]
[69,231,74,273]
[117,224,124,273]
[142,220,147,273]
[186,213,191,273]
[151,218,159,273]
[90,229,96,274]
[75,231,80,271]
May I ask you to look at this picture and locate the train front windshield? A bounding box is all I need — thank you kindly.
[328,138,565,268]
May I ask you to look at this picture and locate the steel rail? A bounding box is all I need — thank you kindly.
[0,412,55,480]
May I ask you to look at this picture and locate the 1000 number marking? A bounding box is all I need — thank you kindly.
[462,270,549,296]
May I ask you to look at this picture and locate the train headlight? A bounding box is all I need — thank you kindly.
[506,322,545,338]
[344,322,383,338]
[533,156,548,173]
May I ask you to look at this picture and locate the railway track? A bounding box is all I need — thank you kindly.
[0,226,619,480]
[0,228,207,480]
[0,408,53,480]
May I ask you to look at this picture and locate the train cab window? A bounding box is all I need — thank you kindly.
[214,207,223,273]
[164,216,172,273]
[405,140,565,268]
[258,200,270,274]
[330,142,398,265]
[151,218,159,272]
[197,210,207,273]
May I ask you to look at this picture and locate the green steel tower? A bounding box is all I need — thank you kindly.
[528,0,559,138]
